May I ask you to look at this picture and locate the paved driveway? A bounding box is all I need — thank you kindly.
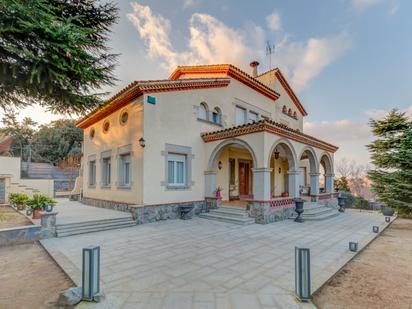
[42,211,389,309]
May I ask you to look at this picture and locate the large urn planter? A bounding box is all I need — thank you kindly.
[337,196,346,213]
[382,206,395,217]
[294,199,305,223]
[179,205,194,220]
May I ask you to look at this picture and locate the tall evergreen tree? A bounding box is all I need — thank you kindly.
[0,0,118,114]
[367,110,412,214]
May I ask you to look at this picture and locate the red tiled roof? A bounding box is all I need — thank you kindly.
[168,64,281,101]
[201,119,338,153]
[0,135,16,154]
[76,78,231,129]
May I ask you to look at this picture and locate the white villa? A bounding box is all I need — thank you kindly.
[74,62,338,224]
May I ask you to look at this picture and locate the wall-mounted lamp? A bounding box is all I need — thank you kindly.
[139,137,146,148]
[274,148,280,160]
[218,161,223,170]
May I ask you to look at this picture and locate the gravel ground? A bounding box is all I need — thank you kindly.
[0,206,32,229]
[0,242,74,309]
[312,218,412,309]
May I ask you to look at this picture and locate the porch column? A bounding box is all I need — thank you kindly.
[204,170,217,197]
[287,170,300,198]
[309,172,320,201]
[325,173,334,193]
[252,168,272,201]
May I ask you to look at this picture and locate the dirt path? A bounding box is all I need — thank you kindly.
[313,218,412,309]
[0,206,32,229]
[0,242,74,309]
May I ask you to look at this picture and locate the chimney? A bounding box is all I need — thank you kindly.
[250,61,259,77]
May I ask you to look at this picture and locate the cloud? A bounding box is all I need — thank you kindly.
[183,0,196,9]
[127,2,350,91]
[127,3,253,71]
[352,0,384,11]
[365,105,412,120]
[266,11,281,32]
[304,120,372,164]
[388,3,399,15]
[274,33,352,91]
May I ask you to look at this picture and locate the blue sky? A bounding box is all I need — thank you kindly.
[5,0,411,166]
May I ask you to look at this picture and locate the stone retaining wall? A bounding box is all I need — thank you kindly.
[80,197,131,212]
[0,211,57,246]
[131,201,206,224]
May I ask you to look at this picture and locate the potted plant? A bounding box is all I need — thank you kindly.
[27,194,57,219]
[281,191,289,198]
[382,205,395,217]
[9,193,29,210]
[215,186,223,199]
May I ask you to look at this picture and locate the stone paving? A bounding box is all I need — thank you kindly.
[41,210,390,309]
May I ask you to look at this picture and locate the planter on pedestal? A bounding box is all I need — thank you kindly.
[294,199,305,223]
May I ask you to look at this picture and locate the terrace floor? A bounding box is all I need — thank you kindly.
[41,210,390,309]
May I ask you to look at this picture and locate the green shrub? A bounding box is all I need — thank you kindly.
[9,193,29,205]
[339,191,356,208]
[27,194,56,210]
[354,197,369,209]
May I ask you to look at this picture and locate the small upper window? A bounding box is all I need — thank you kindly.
[198,102,208,120]
[89,128,95,139]
[103,120,110,133]
[212,107,222,125]
[235,106,246,125]
[120,111,129,125]
[248,111,258,123]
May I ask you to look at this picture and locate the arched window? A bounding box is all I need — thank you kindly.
[212,107,222,125]
[198,102,208,120]
[282,105,287,113]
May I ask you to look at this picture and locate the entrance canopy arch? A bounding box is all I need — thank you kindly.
[298,147,319,174]
[320,152,334,193]
[207,138,257,171]
[267,138,298,171]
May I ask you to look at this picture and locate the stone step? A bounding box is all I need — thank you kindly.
[57,217,133,230]
[296,208,336,217]
[209,207,249,218]
[56,217,135,237]
[199,212,255,225]
[289,206,340,221]
[57,222,136,237]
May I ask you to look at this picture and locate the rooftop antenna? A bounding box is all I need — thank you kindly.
[266,41,275,70]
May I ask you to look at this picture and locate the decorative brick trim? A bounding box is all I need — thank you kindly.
[201,119,338,153]
[270,198,295,208]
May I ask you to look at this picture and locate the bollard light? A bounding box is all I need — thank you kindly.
[82,246,101,301]
[295,247,311,302]
[373,226,379,233]
[385,217,390,223]
[349,241,358,252]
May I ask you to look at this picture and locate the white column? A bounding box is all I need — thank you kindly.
[309,172,320,201]
[252,168,272,201]
[288,170,300,198]
[204,170,217,197]
[325,173,334,193]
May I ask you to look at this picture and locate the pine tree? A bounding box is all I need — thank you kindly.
[0,0,118,114]
[367,109,412,214]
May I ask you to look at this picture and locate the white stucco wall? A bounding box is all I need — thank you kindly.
[81,97,144,204]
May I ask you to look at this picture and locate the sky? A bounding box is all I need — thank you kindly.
[2,0,411,165]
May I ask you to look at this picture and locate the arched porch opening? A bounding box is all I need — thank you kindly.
[268,140,298,198]
[298,147,319,199]
[206,139,257,202]
[320,153,334,193]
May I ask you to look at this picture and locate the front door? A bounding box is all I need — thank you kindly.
[239,162,250,196]
[0,179,5,204]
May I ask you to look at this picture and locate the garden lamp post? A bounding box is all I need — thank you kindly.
[295,247,311,301]
[82,246,101,301]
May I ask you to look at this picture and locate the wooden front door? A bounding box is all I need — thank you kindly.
[239,162,250,196]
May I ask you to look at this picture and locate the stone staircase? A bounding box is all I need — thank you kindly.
[10,182,41,195]
[289,202,340,221]
[199,206,255,225]
[56,217,136,237]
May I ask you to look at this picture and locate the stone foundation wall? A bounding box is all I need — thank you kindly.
[80,197,131,212]
[248,201,295,224]
[131,200,206,224]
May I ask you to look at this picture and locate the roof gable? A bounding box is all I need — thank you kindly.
[256,68,308,116]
